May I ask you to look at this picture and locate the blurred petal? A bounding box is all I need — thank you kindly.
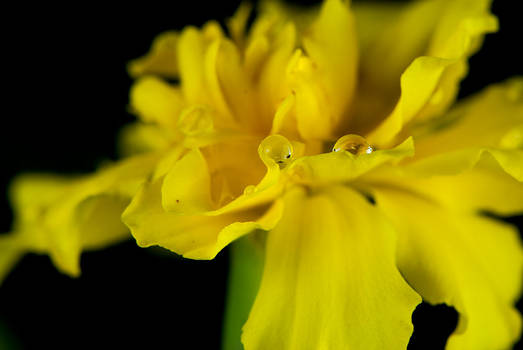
[414,78,523,157]
[356,0,442,105]
[127,31,179,78]
[368,0,497,146]
[367,155,523,217]
[129,76,184,128]
[290,0,358,140]
[226,2,252,48]
[117,122,174,157]
[0,234,24,285]
[373,188,523,350]
[1,153,159,279]
[401,79,523,182]
[242,186,420,350]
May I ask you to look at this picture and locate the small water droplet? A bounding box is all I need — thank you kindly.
[243,185,256,195]
[177,106,214,136]
[259,134,294,168]
[332,134,373,155]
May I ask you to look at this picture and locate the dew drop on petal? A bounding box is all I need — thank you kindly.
[259,134,293,168]
[177,105,214,136]
[332,134,373,155]
[243,185,256,195]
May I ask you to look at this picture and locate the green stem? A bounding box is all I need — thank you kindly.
[222,235,264,350]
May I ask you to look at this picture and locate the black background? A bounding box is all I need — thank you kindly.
[0,1,521,349]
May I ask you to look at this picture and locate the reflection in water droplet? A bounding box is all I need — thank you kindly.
[332,134,373,155]
[243,185,256,195]
[177,106,214,136]
[259,134,294,168]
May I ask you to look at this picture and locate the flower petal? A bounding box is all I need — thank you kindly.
[0,235,25,284]
[414,78,523,158]
[367,155,523,217]
[368,0,498,146]
[162,136,268,214]
[352,0,443,133]
[1,153,159,279]
[117,122,173,157]
[216,38,269,133]
[401,79,523,181]
[288,136,413,185]
[177,22,238,128]
[127,31,179,78]
[242,186,420,350]
[290,0,358,140]
[129,76,184,128]
[373,188,523,350]
[403,147,523,181]
[122,177,283,260]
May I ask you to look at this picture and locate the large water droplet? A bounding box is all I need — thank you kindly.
[259,134,293,168]
[332,134,373,155]
[177,106,214,136]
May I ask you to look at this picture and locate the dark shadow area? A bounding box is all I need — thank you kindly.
[408,302,459,350]
[0,241,229,349]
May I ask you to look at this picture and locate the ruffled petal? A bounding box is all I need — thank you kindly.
[360,79,523,216]
[122,176,283,260]
[127,31,179,78]
[368,0,497,146]
[373,188,523,350]
[1,153,159,280]
[242,186,420,350]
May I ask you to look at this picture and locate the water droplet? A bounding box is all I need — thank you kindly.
[177,106,214,136]
[332,134,373,155]
[259,134,293,168]
[243,185,256,195]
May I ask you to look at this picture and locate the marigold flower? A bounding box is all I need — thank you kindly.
[1,0,522,349]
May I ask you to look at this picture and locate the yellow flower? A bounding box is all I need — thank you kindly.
[1,0,522,349]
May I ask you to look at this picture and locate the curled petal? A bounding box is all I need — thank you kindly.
[122,177,283,260]
[0,153,159,281]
